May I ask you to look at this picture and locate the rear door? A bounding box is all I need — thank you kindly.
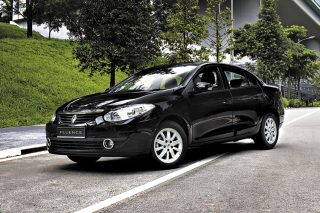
[220,65,263,136]
[187,65,234,143]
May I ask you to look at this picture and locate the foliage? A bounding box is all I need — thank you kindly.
[206,0,233,63]
[283,98,320,108]
[284,40,318,79]
[152,0,176,32]
[282,97,289,108]
[0,23,126,127]
[72,0,161,87]
[284,25,319,98]
[143,56,170,69]
[313,102,320,107]
[0,0,13,22]
[233,24,256,58]
[243,62,257,74]
[60,0,84,39]
[284,25,307,43]
[32,0,67,39]
[309,61,320,87]
[0,22,42,39]
[162,0,209,63]
[288,99,305,108]
[234,0,288,82]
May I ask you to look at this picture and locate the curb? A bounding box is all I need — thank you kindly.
[0,144,47,159]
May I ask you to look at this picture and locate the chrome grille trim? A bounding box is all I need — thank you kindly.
[58,114,97,125]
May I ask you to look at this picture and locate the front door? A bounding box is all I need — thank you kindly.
[187,65,233,144]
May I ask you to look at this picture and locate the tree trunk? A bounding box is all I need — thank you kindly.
[287,71,291,99]
[10,0,14,21]
[287,77,291,99]
[109,63,116,88]
[215,11,219,63]
[297,76,301,99]
[26,0,32,38]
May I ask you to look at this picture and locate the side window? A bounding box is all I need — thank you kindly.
[194,66,222,91]
[246,73,259,87]
[223,67,249,89]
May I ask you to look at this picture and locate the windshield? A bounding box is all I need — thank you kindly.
[109,65,197,93]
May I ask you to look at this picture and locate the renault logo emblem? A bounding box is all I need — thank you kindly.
[71,115,77,124]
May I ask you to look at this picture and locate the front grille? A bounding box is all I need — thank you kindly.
[50,140,103,150]
[59,114,97,125]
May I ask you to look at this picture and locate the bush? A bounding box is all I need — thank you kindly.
[282,97,289,108]
[312,102,320,107]
[283,98,320,108]
[288,99,305,108]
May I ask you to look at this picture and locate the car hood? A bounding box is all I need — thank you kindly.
[59,90,171,113]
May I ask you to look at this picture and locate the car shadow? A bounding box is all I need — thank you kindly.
[57,141,259,174]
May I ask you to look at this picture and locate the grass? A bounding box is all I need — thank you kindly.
[0,22,43,39]
[0,23,127,127]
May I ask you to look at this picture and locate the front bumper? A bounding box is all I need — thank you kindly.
[46,118,157,157]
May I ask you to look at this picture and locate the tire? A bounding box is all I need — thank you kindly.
[67,156,100,165]
[151,120,188,167]
[253,113,279,149]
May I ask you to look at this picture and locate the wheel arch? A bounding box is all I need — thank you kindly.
[264,108,280,125]
[158,114,192,145]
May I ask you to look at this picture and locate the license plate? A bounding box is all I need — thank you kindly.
[57,127,85,138]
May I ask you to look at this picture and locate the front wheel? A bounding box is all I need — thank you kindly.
[67,156,100,165]
[254,113,279,149]
[151,121,187,167]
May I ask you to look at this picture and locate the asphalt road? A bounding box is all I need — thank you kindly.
[0,125,45,151]
[0,108,319,213]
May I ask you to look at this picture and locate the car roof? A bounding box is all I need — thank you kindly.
[137,62,252,79]
[142,62,244,71]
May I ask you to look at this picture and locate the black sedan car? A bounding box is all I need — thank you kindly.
[46,63,284,167]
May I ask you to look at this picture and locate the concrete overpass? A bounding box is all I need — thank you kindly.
[230,0,320,52]
[200,0,320,52]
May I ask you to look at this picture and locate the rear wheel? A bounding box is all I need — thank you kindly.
[254,113,279,149]
[151,121,187,167]
[67,156,100,165]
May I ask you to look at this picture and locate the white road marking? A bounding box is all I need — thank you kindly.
[0,151,48,163]
[75,108,320,213]
[283,108,320,127]
[74,153,227,213]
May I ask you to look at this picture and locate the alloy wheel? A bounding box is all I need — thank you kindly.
[264,117,278,144]
[154,128,183,164]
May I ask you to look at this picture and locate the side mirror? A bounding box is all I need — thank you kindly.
[195,82,211,91]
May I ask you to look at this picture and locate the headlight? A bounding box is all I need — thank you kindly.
[51,113,56,122]
[104,104,155,122]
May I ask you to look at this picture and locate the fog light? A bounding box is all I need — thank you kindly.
[103,139,114,150]
[46,137,51,147]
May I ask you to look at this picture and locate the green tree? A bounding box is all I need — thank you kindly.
[162,0,209,63]
[61,0,84,39]
[286,42,318,98]
[284,25,307,43]
[309,61,320,91]
[284,25,319,98]
[152,0,176,32]
[33,0,66,39]
[206,0,233,63]
[8,0,33,37]
[72,0,161,88]
[234,0,288,82]
[0,0,13,22]
[9,0,38,37]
